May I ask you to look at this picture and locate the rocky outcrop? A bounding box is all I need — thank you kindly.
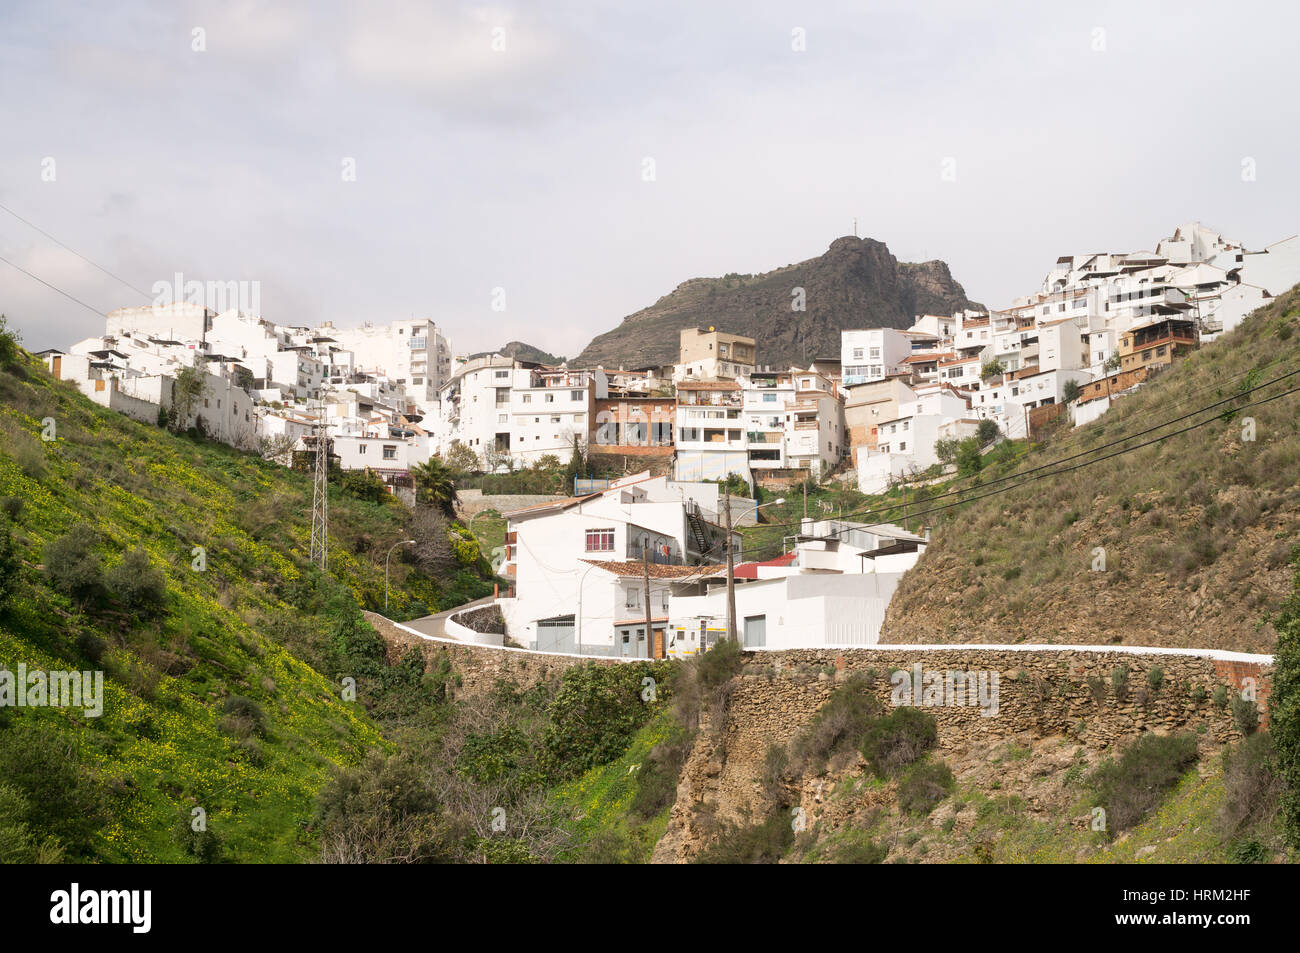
[652,647,1269,862]
[575,236,982,370]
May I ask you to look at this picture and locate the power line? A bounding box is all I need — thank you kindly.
[753,365,1300,540]
[0,201,152,299]
[0,252,109,318]
[738,378,1300,564]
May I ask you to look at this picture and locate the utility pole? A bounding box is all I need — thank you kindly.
[642,539,655,660]
[724,485,737,643]
[310,403,330,570]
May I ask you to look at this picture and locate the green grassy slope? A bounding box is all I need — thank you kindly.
[0,347,492,861]
[882,286,1300,652]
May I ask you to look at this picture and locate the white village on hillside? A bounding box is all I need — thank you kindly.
[38,222,1300,659]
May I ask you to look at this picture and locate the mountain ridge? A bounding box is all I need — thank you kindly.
[574,236,983,369]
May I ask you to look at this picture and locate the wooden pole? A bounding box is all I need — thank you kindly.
[642,539,655,659]
[725,485,737,643]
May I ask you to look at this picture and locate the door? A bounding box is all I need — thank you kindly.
[743,614,766,648]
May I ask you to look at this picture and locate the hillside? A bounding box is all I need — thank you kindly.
[466,340,566,366]
[0,341,494,862]
[880,285,1300,653]
[575,236,982,369]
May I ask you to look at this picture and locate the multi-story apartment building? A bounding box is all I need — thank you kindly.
[675,327,757,382]
[509,367,606,465]
[591,396,676,464]
[741,370,794,472]
[673,380,748,484]
[840,328,913,385]
[326,318,451,412]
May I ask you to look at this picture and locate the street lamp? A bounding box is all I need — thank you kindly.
[384,539,416,612]
[723,495,784,643]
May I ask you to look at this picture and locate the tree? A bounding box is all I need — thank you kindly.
[105,546,166,615]
[444,440,479,475]
[1103,353,1122,374]
[170,363,207,431]
[257,433,297,462]
[411,457,459,517]
[981,359,1005,379]
[43,526,105,607]
[935,437,961,466]
[955,438,984,477]
[975,418,999,446]
[0,315,22,372]
[1063,380,1083,404]
[408,508,458,575]
[563,438,586,494]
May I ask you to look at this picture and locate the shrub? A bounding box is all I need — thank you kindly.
[0,724,104,858]
[1146,666,1164,691]
[860,706,938,778]
[1111,664,1130,703]
[897,759,955,815]
[43,525,105,606]
[1087,733,1199,834]
[695,811,794,864]
[341,468,390,503]
[833,838,887,864]
[221,695,266,738]
[629,723,695,820]
[0,496,22,521]
[788,673,883,776]
[1231,694,1260,735]
[541,662,669,782]
[105,546,167,614]
[1212,685,1228,708]
[1218,733,1281,836]
[1230,838,1269,863]
[315,750,453,864]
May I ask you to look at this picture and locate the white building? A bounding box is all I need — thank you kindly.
[668,519,927,652]
[498,473,739,655]
[841,328,913,386]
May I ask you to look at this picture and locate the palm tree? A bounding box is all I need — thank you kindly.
[411,457,458,517]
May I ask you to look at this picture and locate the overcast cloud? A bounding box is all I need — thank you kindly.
[2,0,1298,355]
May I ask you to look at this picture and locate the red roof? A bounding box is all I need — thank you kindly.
[733,551,797,579]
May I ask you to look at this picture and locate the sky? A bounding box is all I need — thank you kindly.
[1,0,1298,357]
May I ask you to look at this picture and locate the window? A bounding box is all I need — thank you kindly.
[382,445,397,460]
[571,390,583,401]
[625,587,640,609]
[545,393,554,403]
[522,394,531,403]
[852,348,864,360]
[358,444,367,454]
[494,370,508,379]
[585,528,615,552]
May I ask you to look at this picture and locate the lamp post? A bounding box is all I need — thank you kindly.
[574,560,601,656]
[724,495,784,643]
[385,539,416,612]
